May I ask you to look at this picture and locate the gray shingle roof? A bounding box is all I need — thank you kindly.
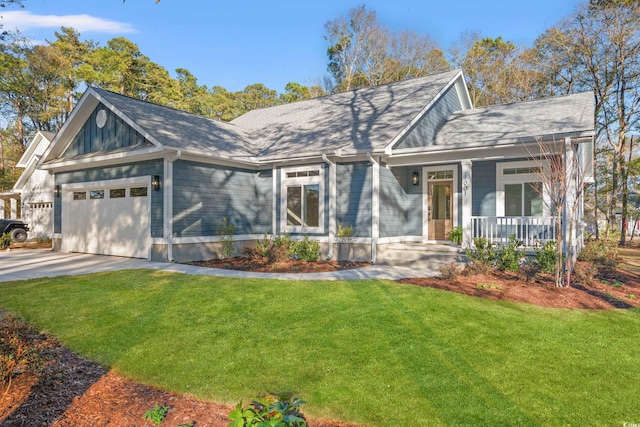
[231,69,461,157]
[434,91,594,146]
[92,87,256,157]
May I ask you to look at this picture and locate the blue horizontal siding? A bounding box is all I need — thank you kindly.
[336,162,372,238]
[173,160,272,237]
[380,166,422,238]
[472,160,496,216]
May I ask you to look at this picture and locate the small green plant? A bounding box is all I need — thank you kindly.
[494,235,525,272]
[336,224,355,261]
[0,232,12,249]
[142,403,169,425]
[216,217,236,258]
[477,283,502,290]
[448,226,463,245]
[438,262,461,281]
[627,294,636,299]
[578,239,619,271]
[268,234,292,263]
[534,241,556,274]
[228,393,307,427]
[255,232,273,258]
[290,235,320,262]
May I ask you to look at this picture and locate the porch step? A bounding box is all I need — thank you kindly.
[376,243,467,270]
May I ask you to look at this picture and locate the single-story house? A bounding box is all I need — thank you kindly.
[37,69,595,263]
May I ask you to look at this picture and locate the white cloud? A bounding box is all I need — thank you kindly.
[0,11,135,34]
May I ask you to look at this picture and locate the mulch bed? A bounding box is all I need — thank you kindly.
[190,257,369,274]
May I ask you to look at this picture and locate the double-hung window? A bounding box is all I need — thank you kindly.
[281,166,324,233]
[497,161,547,217]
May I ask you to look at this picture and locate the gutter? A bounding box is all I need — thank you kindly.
[322,153,336,260]
[367,152,379,264]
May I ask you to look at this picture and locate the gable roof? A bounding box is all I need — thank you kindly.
[89,88,255,158]
[434,91,595,146]
[14,131,55,191]
[231,69,463,158]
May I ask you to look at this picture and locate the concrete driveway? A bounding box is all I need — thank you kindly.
[0,249,431,283]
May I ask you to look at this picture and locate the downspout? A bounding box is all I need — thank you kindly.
[322,153,336,260]
[367,153,380,264]
[164,150,181,262]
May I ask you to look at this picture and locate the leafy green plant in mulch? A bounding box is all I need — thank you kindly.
[1,271,639,426]
[142,403,169,425]
[533,240,557,274]
[229,393,307,427]
[438,262,462,281]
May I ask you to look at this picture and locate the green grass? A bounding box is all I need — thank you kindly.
[0,270,639,426]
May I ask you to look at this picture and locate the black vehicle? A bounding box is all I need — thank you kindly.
[0,219,29,242]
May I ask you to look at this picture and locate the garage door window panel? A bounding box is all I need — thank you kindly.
[90,190,104,199]
[110,188,125,198]
[131,187,147,197]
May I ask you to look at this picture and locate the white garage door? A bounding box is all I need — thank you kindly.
[61,179,151,258]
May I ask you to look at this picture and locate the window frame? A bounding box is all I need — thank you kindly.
[280,165,325,234]
[496,160,549,217]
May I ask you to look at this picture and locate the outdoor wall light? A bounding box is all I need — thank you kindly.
[54,185,61,198]
[412,171,420,186]
[152,175,160,191]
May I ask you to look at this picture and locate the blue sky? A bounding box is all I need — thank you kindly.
[2,0,581,93]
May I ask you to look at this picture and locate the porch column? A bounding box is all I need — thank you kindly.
[0,199,4,219]
[10,198,17,219]
[461,160,473,248]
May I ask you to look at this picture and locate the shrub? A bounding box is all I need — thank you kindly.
[464,237,495,274]
[0,232,11,249]
[578,240,619,271]
[448,226,463,245]
[229,393,307,427]
[267,234,292,263]
[336,224,354,243]
[216,217,236,258]
[291,235,320,262]
[519,262,540,283]
[494,235,525,272]
[439,262,462,281]
[534,241,556,274]
[256,233,272,258]
[572,262,598,285]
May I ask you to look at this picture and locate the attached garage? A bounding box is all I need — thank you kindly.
[61,178,151,258]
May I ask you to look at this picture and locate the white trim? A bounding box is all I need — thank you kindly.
[461,160,473,247]
[272,164,277,236]
[165,234,330,245]
[422,164,458,242]
[496,159,549,217]
[280,164,325,234]
[323,154,337,259]
[368,154,380,263]
[40,145,165,171]
[61,176,150,191]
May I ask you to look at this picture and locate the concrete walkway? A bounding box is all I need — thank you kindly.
[0,249,434,283]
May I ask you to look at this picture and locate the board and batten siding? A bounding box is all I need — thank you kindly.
[336,162,372,238]
[379,166,422,238]
[63,103,150,158]
[54,160,164,237]
[395,85,462,150]
[172,160,271,237]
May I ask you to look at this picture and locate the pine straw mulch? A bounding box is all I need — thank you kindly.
[189,257,369,274]
[398,263,640,310]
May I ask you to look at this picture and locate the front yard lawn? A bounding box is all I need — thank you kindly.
[0,270,639,426]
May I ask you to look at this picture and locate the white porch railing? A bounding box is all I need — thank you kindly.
[471,216,557,247]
